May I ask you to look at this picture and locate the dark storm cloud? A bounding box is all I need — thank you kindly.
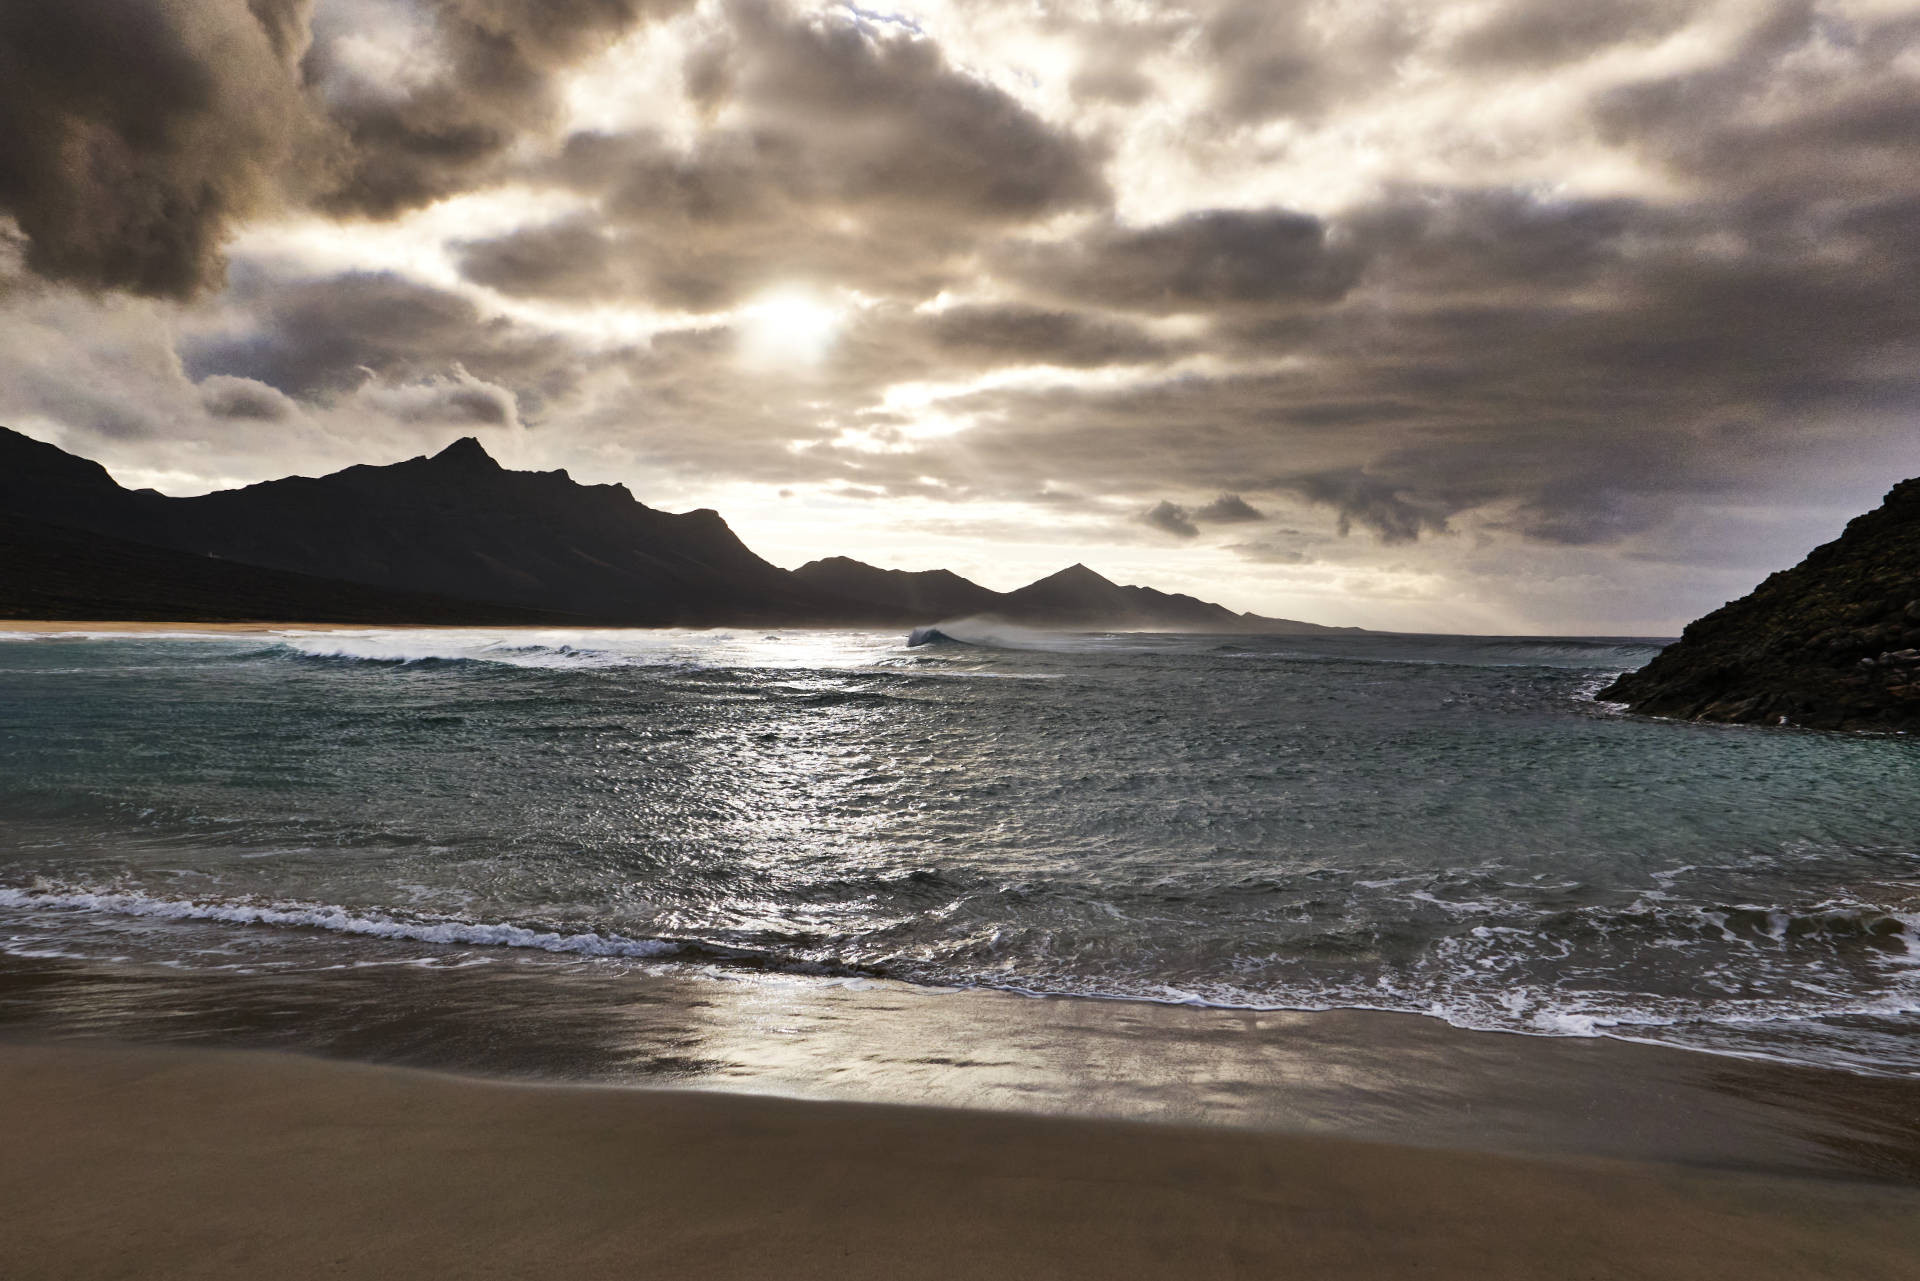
[919,305,1172,369]
[706,0,1105,220]
[1193,494,1265,524]
[1201,0,1422,124]
[1593,4,1920,198]
[183,269,580,404]
[1002,210,1364,315]
[0,0,317,298]
[371,377,518,424]
[306,0,693,217]
[1274,469,1457,545]
[1447,0,1691,69]
[456,217,625,303]
[1141,501,1198,539]
[199,374,298,420]
[0,0,695,299]
[459,0,1106,308]
[1133,494,1268,542]
[246,0,317,61]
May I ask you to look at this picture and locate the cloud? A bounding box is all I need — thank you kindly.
[1141,500,1199,538]
[306,0,694,217]
[354,369,519,426]
[1272,469,1459,544]
[1193,493,1265,524]
[458,0,1107,308]
[0,0,318,298]
[199,375,298,421]
[7,0,1920,633]
[1592,4,1920,199]
[918,305,1173,369]
[1002,210,1364,315]
[182,268,582,406]
[1201,0,1424,124]
[1446,0,1692,69]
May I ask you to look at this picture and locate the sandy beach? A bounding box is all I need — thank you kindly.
[4,1040,1918,1281]
[6,624,1920,1278]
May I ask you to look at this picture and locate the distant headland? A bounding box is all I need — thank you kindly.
[0,427,1355,635]
[1601,476,1920,732]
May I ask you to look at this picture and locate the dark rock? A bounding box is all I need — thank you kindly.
[1599,477,1920,731]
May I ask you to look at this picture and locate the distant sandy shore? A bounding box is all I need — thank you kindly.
[4,1041,1917,1281]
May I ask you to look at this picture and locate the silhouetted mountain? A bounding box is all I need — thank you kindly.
[0,512,573,624]
[0,427,1357,633]
[797,557,1351,632]
[793,556,1003,620]
[1600,477,1920,730]
[0,429,813,624]
[994,562,1350,633]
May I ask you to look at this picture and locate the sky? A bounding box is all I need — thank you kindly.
[1,0,1917,634]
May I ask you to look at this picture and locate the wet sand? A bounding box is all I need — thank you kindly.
[9,951,1920,1181]
[5,1040,1918,1281]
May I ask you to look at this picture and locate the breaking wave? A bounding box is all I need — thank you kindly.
[0,885,680,960]
[6,876,1919,1073]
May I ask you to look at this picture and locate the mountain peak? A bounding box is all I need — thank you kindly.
[1040,563,1115,588]
[429,436,499,470]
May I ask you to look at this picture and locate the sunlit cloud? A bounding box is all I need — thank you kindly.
[2,0,1918,632]
[738,289,847,367]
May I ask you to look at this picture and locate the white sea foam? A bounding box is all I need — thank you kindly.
[905,617,1150,653]
[0,886,678,960]
[269,627,931,672]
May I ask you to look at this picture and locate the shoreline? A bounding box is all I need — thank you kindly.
[4,1038,1917,1280]
[7,949,1920,1183]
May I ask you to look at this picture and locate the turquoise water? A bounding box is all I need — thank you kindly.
[1,625,1917,1074]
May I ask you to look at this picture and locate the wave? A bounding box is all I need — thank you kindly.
[275,632,674,670]
[11,880,1917,1052]
[1470,639,1667,669]
[906,626,966,648]
[903,618,1126,653]
[0,885,680,960]
[260,628,911,672]
[1213,636,1667,672]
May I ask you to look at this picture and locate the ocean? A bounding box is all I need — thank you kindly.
[2,624,1917,1081]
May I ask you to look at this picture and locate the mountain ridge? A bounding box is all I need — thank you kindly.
[0,427,1356,634]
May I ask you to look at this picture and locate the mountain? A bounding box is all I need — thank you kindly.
[0,426,1354,633]
[792,556,1003,620]
[997,563,1334,632]
[795,558,1351,633]
[0,512,571,624]
[1599,477,1920,731]
[0,429,816,625]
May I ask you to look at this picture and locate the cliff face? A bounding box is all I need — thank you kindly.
[1599,478,1920,731]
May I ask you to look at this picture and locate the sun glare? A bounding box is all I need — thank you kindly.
[739,290,844,367]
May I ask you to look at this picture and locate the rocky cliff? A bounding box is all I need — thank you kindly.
[1599,477,1920,731]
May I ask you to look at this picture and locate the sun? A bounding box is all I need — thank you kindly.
[738,289,844,367]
